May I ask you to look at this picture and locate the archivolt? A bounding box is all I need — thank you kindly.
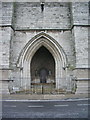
[17,32,67,68]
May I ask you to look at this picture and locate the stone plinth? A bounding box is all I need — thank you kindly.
[1,80,10,94]
[75,79,89,94]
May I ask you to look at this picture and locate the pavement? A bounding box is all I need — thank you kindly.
[1,93,89,100]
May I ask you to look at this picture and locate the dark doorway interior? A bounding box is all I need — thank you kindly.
[31,46,55,83]
[39,68,48,83]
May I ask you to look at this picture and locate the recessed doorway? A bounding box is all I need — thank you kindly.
[31,46,55,94]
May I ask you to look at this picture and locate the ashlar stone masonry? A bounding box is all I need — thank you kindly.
[0,1,89,94]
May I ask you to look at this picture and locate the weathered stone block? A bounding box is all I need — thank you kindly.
[0,2,89,94]
[0,2,14,26]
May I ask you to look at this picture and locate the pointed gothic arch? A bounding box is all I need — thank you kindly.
[17,32,67,89]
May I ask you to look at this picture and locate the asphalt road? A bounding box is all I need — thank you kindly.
[2,99,90,119]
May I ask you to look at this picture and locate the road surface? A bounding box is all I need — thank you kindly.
[2,98,90,119]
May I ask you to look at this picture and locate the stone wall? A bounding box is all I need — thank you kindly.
[73,26,88,68]
[71,2,89,68]
[0,27,13,69]
[0,1,89,94]
[0,2,14,69]
[11,30,75,67]
[71,2,89,26]
[0,2,14,26]
[13,2,71,29]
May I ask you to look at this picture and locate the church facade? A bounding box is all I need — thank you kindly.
[0,1,89,94]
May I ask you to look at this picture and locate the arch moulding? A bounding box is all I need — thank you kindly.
[17,32,67,89]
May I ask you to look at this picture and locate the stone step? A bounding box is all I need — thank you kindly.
[12,88,66,94]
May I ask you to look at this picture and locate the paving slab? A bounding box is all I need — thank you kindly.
[1,93,89,100]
